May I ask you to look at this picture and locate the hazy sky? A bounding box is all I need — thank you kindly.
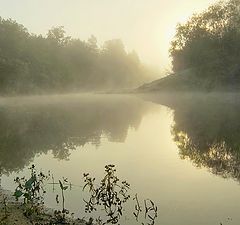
[0,0,217,70]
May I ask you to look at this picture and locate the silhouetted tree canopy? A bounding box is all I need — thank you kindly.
[0,18,154,94]
[170,0,240,88]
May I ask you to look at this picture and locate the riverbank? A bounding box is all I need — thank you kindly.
[136,68,240,93]
[0,188,87,225]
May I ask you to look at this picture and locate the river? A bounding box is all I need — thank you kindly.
[1,93,240,225]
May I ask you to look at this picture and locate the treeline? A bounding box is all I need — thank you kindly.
[0,18,154,94]
[170,0,240,89]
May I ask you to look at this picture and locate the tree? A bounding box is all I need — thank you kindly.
[169,0,240,85]
[47,26,71,46]
[0,18,153,94]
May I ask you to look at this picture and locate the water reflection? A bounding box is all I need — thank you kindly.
[143,93,240,181]
[0,94,149,174]
[2,93,240,181]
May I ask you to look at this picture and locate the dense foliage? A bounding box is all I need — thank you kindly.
[170,0,240,88]
[0,18,153,94]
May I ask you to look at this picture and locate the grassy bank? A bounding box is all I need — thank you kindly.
[137,68,240,93]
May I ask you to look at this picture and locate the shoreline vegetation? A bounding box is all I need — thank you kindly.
[1,0,240,96]
[0,17,157,96]
[137,0,240,93]
[0,165,157,225]
[0,188,87,225]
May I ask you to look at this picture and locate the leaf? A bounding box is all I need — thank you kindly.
[24,192,31,200]
[25,176,36,189]
[14,190,23,198]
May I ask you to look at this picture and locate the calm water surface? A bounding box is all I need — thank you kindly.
[1,93,240,225]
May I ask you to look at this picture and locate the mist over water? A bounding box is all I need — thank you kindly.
[1,93,240,225]
[1,1,240,224]
[0,94,149,173]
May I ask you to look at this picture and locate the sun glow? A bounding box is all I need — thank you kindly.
[165,25,177,44]
[0,0,218,69]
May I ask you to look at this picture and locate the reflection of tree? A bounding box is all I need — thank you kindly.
[0,95,148,174]
[175,133,240,180]
[145,93,240,181]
